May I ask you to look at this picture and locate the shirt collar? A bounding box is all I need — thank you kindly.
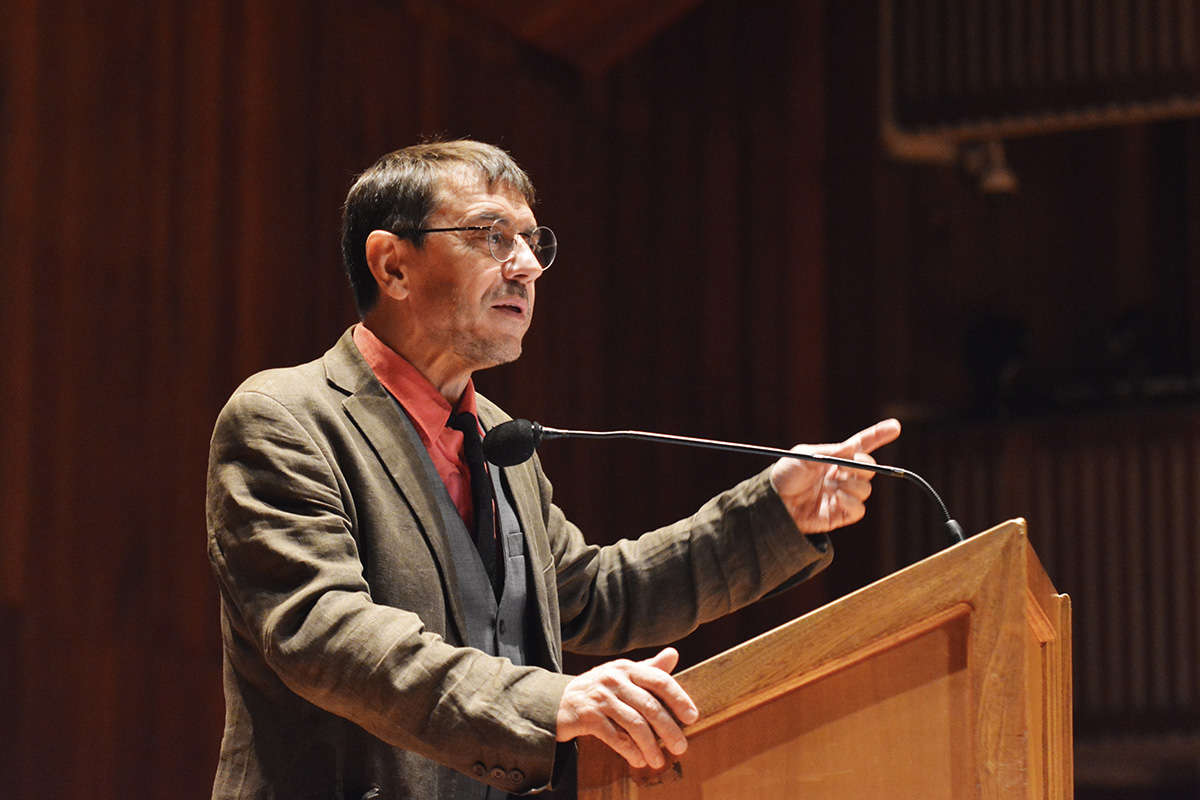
[352,323,480,445]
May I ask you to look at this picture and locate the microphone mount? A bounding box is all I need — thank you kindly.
[484,419,966,545]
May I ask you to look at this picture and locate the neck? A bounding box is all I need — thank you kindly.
[360,316,471,405]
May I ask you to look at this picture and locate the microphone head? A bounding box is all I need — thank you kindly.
[482,419,542,466]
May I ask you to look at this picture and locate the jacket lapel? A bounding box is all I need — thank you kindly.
[323,329,471,647]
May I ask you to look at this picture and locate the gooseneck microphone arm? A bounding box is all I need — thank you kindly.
[483,419,966,545]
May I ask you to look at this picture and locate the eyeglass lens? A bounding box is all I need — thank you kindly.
[488,218,556,269]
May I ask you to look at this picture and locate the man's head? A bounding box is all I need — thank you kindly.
[345,141,550,397]
[342,140,537,317]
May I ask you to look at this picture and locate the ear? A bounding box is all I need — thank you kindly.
[365,230,413,301]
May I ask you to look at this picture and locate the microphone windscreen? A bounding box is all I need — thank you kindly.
[482,419,540,466]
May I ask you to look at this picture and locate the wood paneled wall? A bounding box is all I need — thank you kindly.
[823,4,1200,600]
[0,1,829,796]
[824,5,1200,795]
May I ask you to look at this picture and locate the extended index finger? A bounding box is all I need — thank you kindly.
[843,418,901,455]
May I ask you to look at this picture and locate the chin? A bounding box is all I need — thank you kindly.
[493,342,523,366]
[461,336,523,370]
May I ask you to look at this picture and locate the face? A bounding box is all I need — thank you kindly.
[399,171,545,376]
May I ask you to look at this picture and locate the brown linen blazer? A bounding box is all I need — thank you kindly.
[206,328,833,800]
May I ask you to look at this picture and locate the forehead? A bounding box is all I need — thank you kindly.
[431,168,535,225]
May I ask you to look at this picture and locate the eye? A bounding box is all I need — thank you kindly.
[493,218,518,239]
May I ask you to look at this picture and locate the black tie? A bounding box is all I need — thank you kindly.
[449,411,500,595]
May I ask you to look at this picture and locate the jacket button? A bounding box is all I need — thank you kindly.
[508,769,525,785]
[490,767,507,782]
[472,762,487,778]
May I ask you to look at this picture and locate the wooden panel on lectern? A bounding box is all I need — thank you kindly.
[578,520,1072,800]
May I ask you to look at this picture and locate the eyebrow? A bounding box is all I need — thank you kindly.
[463,212,539,233]
[466,211,502,223]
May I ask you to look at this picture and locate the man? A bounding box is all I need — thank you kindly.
[207,139,900,799]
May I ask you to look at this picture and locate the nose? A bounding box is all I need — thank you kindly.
[500,236,545,284]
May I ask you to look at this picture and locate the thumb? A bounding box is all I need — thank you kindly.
[643,647,681,674]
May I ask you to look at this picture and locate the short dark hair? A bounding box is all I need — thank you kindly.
[340,140,537,316]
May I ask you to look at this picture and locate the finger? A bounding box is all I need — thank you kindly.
[804,423,897,465]
[822,490,866,528]
[605,692,675,769]
[850,451,878,466]
[561,683,666,769]
[841,418,901,456]
[824,451,880,482]
[617,680,690,757]
[631,651,698,726]
[591,714,654,769]
[642,647,680,674]
[832,472,874,503]
[647,703,690,756]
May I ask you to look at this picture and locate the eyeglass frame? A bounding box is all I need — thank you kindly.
[390,217,556,269]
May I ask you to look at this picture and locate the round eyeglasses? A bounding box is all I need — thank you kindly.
[394,217,557,269]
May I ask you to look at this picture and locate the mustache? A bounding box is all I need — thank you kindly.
[484,282,530,304]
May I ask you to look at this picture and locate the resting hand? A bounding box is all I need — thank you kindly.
[556,647,698,770]
[769,418,901,533]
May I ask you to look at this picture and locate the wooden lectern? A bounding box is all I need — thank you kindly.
[578,520,1072,799]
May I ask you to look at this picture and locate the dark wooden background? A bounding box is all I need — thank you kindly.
[3,1,1198,797]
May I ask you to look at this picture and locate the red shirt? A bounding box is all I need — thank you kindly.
[352,323,482,530]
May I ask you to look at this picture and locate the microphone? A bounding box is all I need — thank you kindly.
[483,419,966,546]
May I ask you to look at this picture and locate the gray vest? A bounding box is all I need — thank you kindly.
[439,464,532,670]
[441,468,534,800]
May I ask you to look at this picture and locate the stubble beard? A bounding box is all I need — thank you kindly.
[464,282,530,369]
[427,280,531,373]
[446,301,529,371]
[451,329,523,371]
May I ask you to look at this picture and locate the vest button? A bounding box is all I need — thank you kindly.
[499,619,508,634]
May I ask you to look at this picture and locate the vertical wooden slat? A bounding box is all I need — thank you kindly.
[966,0,985,92]
[1190,437,1200,715]
[0,0,38,610]
[1049,0,1068,86]
[777,0,828,446]
[1182,0,1197,67]
[1079,440,1105,715]
[1095,0,1113,80]
[1164,439,1189,711]
[1145,440,1169,712]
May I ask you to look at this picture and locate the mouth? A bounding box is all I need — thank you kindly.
[490,295,529,319]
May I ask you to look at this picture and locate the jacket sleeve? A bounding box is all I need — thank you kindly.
[207,388,570,793]
[531,456,834,656]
